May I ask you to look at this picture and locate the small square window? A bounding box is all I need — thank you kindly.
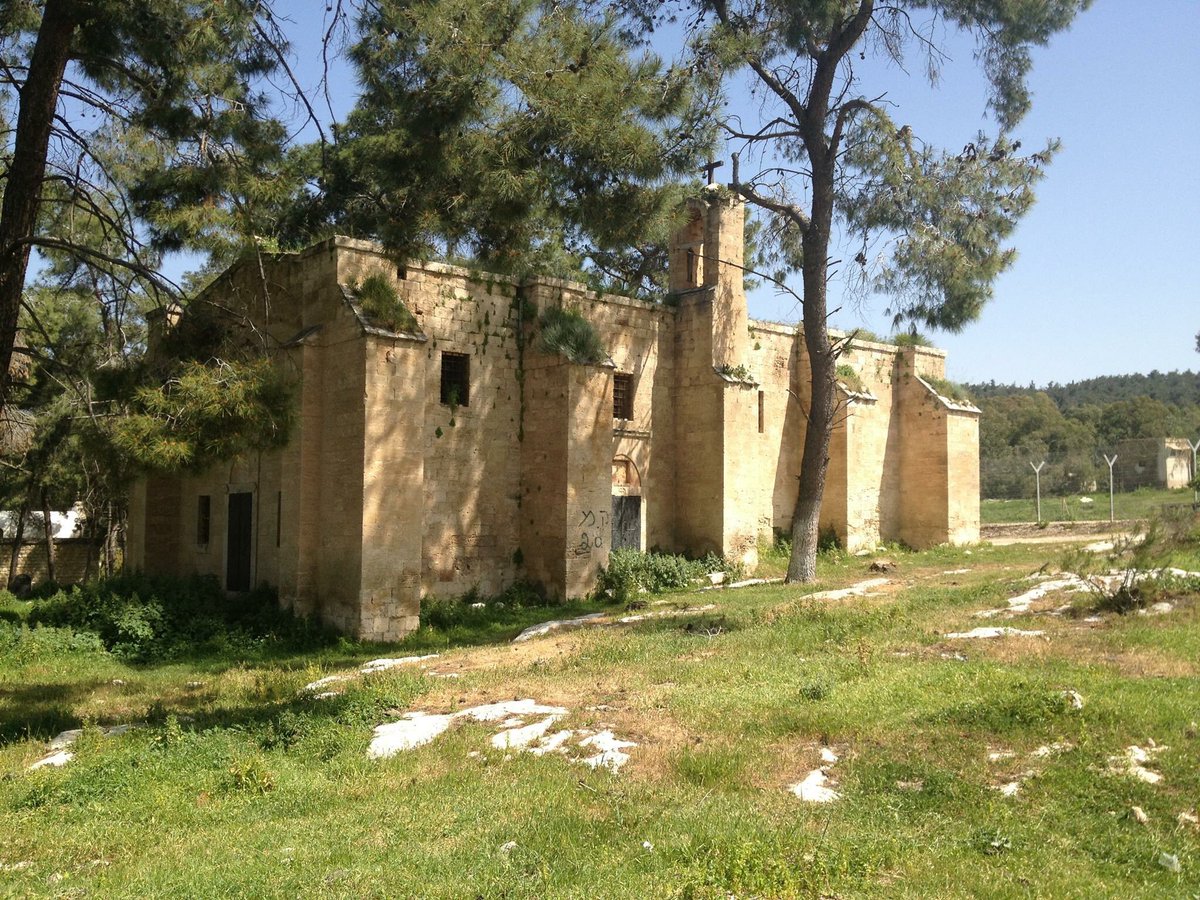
[440,352,469,407]
[196,495,211,546]
[613,373,634,420]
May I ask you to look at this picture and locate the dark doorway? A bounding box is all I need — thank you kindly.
[226,492,253,591]
[611,495,641,552]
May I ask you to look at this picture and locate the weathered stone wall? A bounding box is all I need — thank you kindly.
[893,347,981,548]
[564,364,615,596]
[1,540,105,586]
[519,351,572,593]
[565,285,675,553]
[127,207,980,641]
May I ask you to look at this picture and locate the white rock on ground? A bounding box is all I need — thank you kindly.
[29,724,134,770]
[359,654,440,674]
[303,655,441,696]
[945,627,1045,639]
[1140,602,1174,616]
[995,780,1022,797]
[29,750,73,770]
[491,715,563,750]
[1107,744,1167,784]
[976,577,1089,619]
[617,604,715,624]
[789,769,840,803]
[578,731,638,772]
[302,674,345,692]
[700,577,782,591]
[805,578,890,602]
[368,699,639,772]
[513,605,718,642]
[1030,741,1074,758]
[512,613,608,643]
[369,712,456,758]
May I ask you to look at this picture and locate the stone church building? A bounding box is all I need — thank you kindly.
[127,194,980,640]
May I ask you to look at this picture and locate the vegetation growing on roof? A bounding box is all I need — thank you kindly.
[925,376,974,404]
[537,307,607,364]
[835,364,865,393]
[892,331,933,348]
[354,275,419,334]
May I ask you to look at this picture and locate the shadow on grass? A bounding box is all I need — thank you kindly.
[0,679,112,745]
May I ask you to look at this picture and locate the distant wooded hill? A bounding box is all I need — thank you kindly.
[964,371,1200,498]
[966,370,1200,409]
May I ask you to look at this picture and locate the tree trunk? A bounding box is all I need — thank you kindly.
[41,487,56,585]
[786,134,840,582]
[8,499,29,587]
[0,0,77,412]
[103,501,115,578]
[786,228,838,582]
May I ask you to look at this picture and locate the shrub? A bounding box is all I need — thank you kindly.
[0,620,108,661]
[597,549,743,604]
[26,573,333,662]
[354,274,419,333]
[538,307,607,364]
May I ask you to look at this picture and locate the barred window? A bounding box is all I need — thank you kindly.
[440,352,470,407]
[613,373,634,420]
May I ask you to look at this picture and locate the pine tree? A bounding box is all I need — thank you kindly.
[0,0,308,417]
[608,0,1089,580]
[310,0,714,295]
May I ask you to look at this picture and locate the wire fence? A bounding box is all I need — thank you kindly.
[981,437,1200,524]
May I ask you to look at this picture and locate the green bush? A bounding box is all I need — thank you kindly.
[538,307,607,364]
[597,549,744,604]
[354,274,419,333]
[0,620,108,661]
[26,573,333,662]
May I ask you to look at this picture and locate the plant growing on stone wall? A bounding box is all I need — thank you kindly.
[537,307,608,364]
[891,331,933,348]
[715,363,752,381]
[354,275,420,333]
[835,364,864,393]
[925,376,974,404]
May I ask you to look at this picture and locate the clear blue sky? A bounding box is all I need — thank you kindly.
[281,1,1199,388]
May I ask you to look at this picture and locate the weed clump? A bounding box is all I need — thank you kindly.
[419,581,553,631]
[354,274,419,333]
[537,307,607,364]
[597,549,744,605]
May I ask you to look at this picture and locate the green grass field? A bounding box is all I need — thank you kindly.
[2,541,1199,897]
[981,486,1197,525]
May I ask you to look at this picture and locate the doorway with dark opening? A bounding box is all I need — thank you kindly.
[611,456,642,552]
[227,492,253,591]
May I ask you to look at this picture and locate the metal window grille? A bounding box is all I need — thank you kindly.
[613,373,634,420]
[440,352,470,407]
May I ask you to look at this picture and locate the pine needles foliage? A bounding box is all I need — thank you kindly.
[537,307,607,364]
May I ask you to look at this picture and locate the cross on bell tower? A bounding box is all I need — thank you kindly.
[701,159,724,185]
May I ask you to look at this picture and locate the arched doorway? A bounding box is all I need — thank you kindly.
[611,456,642,551]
